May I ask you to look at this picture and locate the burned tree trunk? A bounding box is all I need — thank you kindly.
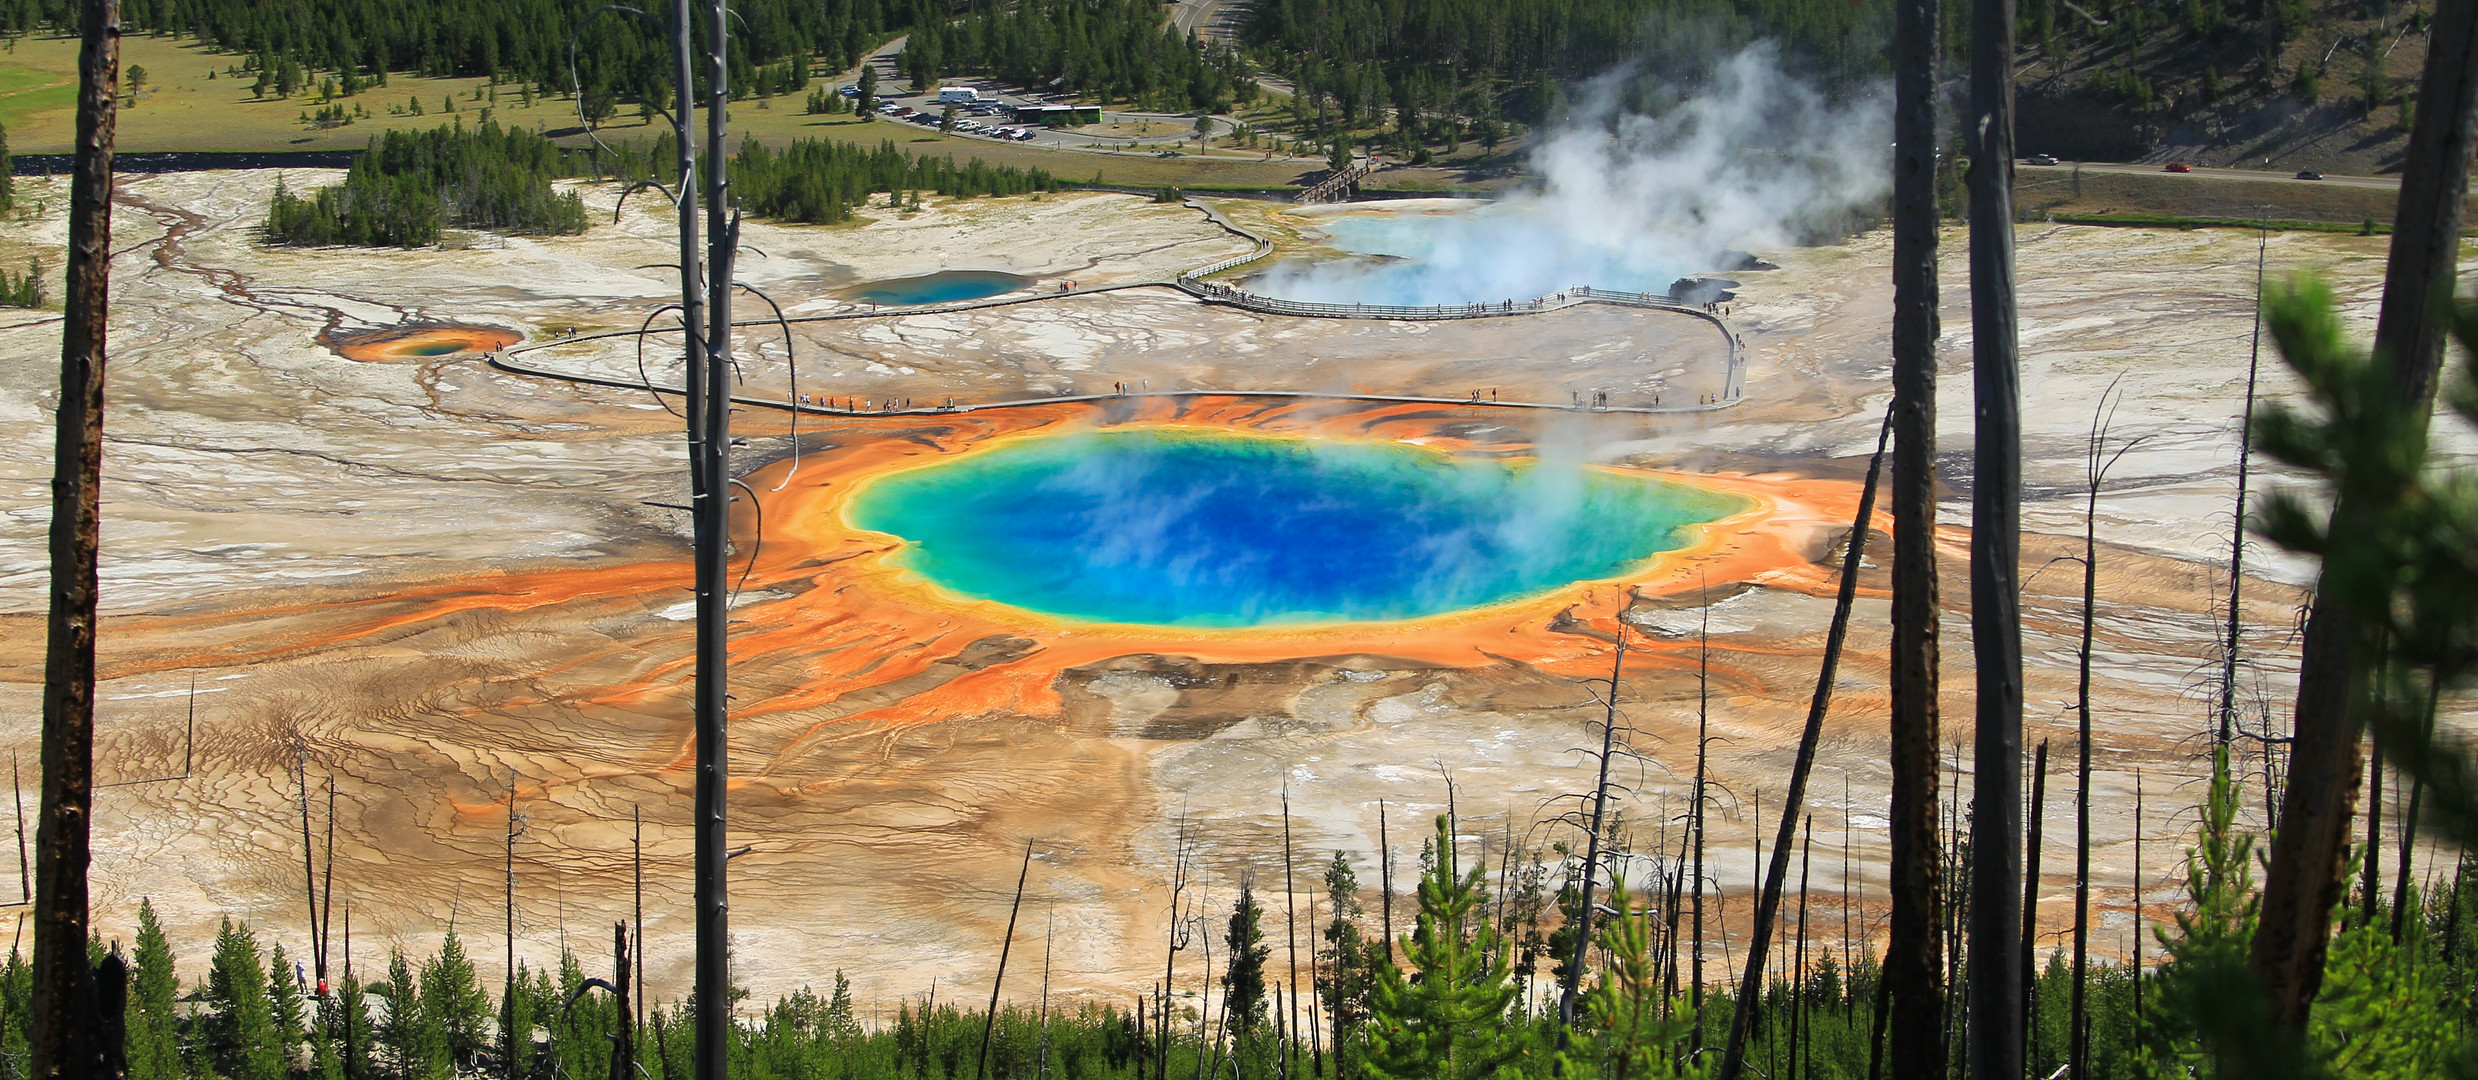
[2251,0,2478,1029]
[2020,741,2048,1065]
[1691,594,1713,1061]
[32,0,119,1075]
[1886,0,1946,1065]
[978,841,1035,1080]
[614,923,635,1080]
[2390,682,2437,943]
[1557,629,1630,1050]
[2216,220,2272,750]
[1965,0,2027,1064]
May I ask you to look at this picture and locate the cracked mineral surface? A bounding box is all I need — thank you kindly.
[0,170,2461,1009]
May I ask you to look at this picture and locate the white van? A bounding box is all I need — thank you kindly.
[935,86,980,105]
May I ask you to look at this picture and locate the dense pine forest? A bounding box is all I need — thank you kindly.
[0,0,903,116]
[1237,0,1889,135]
[256,123,1059,245]
[899,0,1258,113]
[729,137,1059,225]
[262,122,586,247]
[0,0,2429,171]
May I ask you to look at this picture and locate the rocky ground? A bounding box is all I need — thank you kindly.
[0,171,2459,1015]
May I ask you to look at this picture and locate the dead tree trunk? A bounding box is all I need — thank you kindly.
[32,0,118,1075]
[2251,0,2478,1028]
[1558,630,1631,1052]
[2216,219,2272,749]
[2020,741,2048,1066]
[2131,773,2145,1042]
[1883,0,1942,1055]
[1887,0,1946,1063]
[1282,785,1301,1079]
[614,923,634,1080]
[2069,383,2122,1080]
[1159,819,1195,1080]
[2361,728,2385,927]
[295,742,325,990]
[978,841,1035,1080]
[1795,816,1813,1080]
[1965,0,2027,1064]
[1378,801,1393,964]
[1691,591,1712,1061]
[1718,413,1892,1080]
[2390,682,2437,942]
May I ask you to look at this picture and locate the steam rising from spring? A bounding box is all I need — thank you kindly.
[1253,45,1893,306]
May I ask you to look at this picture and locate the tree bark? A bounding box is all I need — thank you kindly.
[1966,0,2026,1069]
[614,922,635,1080]
[1887,0,1946,1069]
[2250,0,2478,1029]
[32,0,117,1074]
[2020,741,2048,1067]
[978,841,1035,1080]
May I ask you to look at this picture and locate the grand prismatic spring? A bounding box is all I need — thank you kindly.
[847,427,1752,627]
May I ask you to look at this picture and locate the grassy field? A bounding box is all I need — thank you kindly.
[0,34,1330,189]
[9,34,2451,214]
[2014,164,2478,227]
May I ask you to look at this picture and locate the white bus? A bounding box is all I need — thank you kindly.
[935,86,980,104]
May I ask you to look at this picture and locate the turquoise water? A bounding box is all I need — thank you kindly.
[848,429,1748,627]
[1253,205,1682,306]
[845,270,1032,306]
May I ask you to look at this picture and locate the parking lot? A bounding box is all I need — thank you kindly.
[842,76,1237,154]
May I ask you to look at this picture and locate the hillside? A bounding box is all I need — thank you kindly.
[2013,0,2428,174]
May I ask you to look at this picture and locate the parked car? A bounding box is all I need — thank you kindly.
[2295,169,2325,180]
[2164,161,2192,172]
[2025,153,2059,166]
[1012,129,1037,140]
[839,85,860,97]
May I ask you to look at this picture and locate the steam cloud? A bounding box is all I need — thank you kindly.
[1252,45,1893,306]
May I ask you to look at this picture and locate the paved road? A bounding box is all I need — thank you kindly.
[1167,0,1296,98]
[2026,161,2400,191]
[1171,0,1252,40]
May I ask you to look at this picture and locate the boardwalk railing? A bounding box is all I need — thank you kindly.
[1173,278,1706,322]
[1184,245,1272,280]
[1296,161,1371,204]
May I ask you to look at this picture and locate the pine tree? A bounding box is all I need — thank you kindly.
[126,900,184,1080]
[0,948,31,1076]
[1556,875,1697,1080]
[825,971,862,1040]
[0,121,13,214]
[2138,749,2264,1078]
[379,949,445,1080]
[1363,815,1527,1080]
[1224,881,1272,1037]
[333,967,373,1080]
[421,930,492,1074]
[269,942,308,1066]
[1320,850,1383,1076]
[503,958,540,1080]
[206,918,288,1080]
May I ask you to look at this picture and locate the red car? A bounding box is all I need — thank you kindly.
[2164,162,2192,173]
